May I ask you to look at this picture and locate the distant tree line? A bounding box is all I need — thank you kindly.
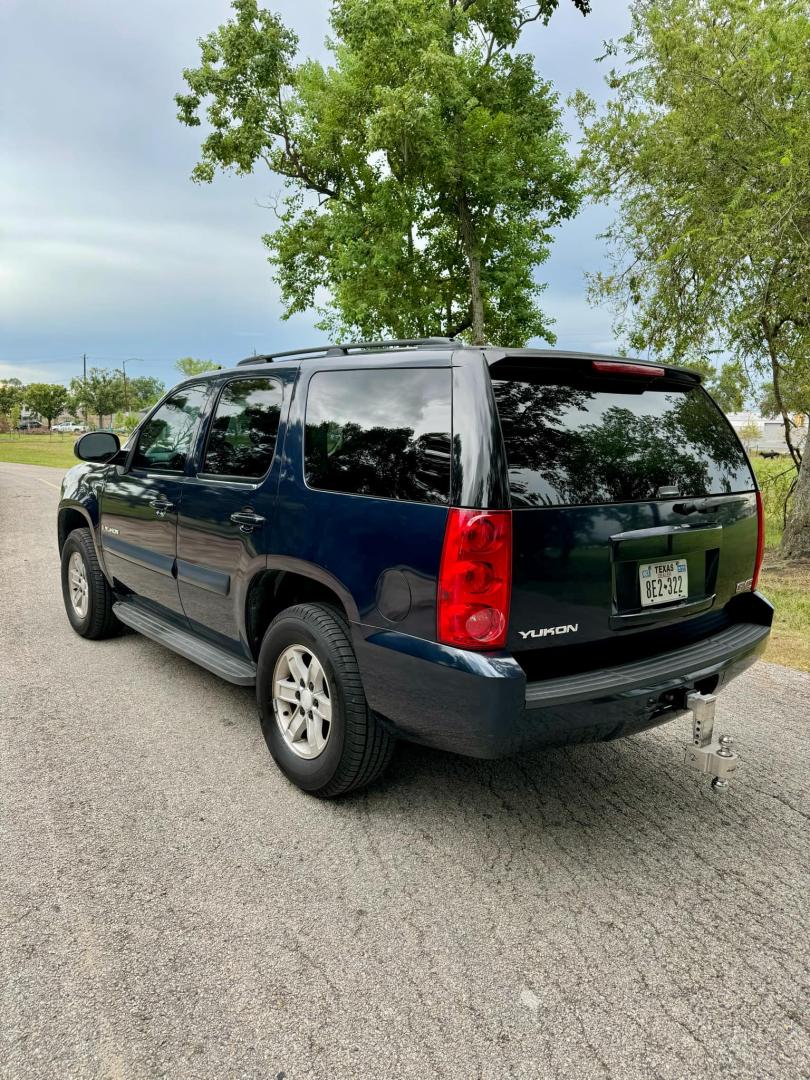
[0,372,165,431]
[0,358,219,431]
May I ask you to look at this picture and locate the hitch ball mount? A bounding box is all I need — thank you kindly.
[684,691,738,792]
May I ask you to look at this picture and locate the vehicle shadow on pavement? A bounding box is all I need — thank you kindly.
[338,724,742,846]
[96,633,800,852]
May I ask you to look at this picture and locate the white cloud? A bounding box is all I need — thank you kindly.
[0,361,59,384]
[1,0,631,387]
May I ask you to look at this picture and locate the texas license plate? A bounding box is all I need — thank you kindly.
[639,559,688,607]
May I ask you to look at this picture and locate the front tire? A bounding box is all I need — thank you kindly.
[257,603,395,797]
[60,527,120,640]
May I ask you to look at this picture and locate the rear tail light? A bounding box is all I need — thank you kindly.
[592,360,665,378]
[752,490,765,590]
[437,509,512,649]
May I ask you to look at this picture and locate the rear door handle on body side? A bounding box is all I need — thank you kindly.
[230,509,266,534]
[151,498,175,518]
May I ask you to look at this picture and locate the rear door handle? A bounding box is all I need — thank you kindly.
[152,498,175,518]
[230,509,265,534]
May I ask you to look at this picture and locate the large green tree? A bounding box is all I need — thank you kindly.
[23,383,69,430]
[575,0,810,559]
[69,368,125,429]
[126,375,166,410]
[177,0,588,346]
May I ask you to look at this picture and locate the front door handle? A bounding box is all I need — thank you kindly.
[152,498,175,518]
[230,509,266,534]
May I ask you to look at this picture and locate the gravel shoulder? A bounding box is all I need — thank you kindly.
[1,461,808,1080]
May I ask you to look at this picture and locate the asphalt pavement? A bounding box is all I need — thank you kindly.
[1,461,808,1080]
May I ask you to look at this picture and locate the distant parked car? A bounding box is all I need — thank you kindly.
[53,422,86,433]
[17,419,43,431]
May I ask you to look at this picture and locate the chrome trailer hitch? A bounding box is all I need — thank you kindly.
[683,691,738,791]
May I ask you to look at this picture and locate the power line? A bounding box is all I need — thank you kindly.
[1,356,172,369]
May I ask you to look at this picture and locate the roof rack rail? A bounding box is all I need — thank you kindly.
[236,337,456,367]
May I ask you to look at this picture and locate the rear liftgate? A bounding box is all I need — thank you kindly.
[486,355,766,794]
[684,691,739,792]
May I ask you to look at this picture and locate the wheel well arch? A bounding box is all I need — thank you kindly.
[58,506,92,552]
[245,567,355,658]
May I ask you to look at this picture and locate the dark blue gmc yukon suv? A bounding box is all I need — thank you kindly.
[58,339,772,797]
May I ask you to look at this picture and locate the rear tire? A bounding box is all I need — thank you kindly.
[60,527,120,640]
[257,603,395,797]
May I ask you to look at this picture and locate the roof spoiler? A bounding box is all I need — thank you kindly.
[485,348,703,382]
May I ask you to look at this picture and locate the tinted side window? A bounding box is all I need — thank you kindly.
[305,368,451,504]
[202,378,283,479]
[492,377,754,506]
[132,385,208,473]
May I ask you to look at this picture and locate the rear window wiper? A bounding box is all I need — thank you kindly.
[672,500,721,516]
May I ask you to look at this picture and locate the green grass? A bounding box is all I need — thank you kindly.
[750,455,809,672]
[0,432,80,469]
[758,563,810,672]
[750,454,798,548]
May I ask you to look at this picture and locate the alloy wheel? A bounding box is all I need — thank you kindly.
[272,644,332,760]
[68,551,89,619]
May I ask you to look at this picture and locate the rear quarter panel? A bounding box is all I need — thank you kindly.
[271,366,448,639]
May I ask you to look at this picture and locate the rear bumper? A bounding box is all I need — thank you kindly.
[354,595,773,758]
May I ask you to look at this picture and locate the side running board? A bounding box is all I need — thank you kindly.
[113,601,257,686]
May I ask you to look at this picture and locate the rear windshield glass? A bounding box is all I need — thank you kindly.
[491,377,754,507]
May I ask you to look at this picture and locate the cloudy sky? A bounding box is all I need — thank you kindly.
[0,0,631,390]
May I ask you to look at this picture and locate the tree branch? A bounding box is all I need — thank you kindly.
[447,312,473,337]
[273,86,339,199]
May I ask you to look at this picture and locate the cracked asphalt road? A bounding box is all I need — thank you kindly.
[1,461,808,1080]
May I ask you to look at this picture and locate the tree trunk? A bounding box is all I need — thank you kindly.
[763,320,802,468]
[781,449,810,560]
[459,194,486,345]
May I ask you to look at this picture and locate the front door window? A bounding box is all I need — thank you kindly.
[132,385,208,473]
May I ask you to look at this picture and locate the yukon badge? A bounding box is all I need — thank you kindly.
[519,624,579,640]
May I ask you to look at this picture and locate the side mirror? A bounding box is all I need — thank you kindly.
[74,431,121,463]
